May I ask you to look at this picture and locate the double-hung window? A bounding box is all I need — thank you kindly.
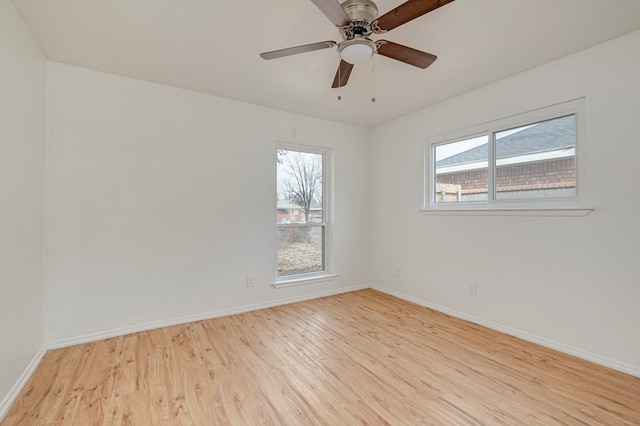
[425,99,590,214]
[276,144,332,283]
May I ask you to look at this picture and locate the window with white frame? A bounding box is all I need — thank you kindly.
[276,144,331,281]
[426,99,586,211]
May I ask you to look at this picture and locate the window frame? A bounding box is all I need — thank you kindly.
[274,142,334,286]
[423,99,592,216]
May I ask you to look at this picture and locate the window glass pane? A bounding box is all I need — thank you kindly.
[276,148,325,278]
[277,225,325,276]
[276,150,323,224]
[495,115,576,200]
[434,135,489,203]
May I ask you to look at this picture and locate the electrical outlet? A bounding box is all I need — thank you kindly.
[394,267,401,278]
[246,275,255,288]
[468,283,478,296]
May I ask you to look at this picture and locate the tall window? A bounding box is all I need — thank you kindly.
[428,99,584,210]
[276,145,330,280]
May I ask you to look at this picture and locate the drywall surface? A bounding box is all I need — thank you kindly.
[0,0,45,413]
[370,29,640,374]
[44,62,371,342]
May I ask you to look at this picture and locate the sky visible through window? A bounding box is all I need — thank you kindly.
[434,125,534,162]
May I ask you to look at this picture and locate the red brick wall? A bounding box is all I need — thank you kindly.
[496,158,575,192]
[437,169,487,194]
[436,158,576,195]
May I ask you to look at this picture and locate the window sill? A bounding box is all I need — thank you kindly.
[420,207,594,217]
[272,274,338,289]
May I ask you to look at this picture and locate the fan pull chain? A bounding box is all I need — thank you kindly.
[337,62,342,101]
[371,55,376,103]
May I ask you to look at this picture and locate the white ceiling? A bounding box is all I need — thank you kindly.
[11,0,640,127]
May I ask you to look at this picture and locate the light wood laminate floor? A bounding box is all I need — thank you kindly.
[3,289,640,425]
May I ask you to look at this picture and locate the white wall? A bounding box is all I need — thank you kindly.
[0,0,45,414]
[4,8,638,416]
[370,29,640,375]
[45,63,371,343]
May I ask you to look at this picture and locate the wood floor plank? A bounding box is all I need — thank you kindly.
[3,289,639,425]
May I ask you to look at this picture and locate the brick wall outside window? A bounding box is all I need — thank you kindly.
[436,158,576,197]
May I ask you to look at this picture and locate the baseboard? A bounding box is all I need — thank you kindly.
[47,283,371,350]
[0,344,47,422]
[372,285,640,379]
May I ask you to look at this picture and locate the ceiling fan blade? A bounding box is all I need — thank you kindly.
[310,0,352,27]
[331,60,354,88]
[260,41,336,60]
[376,41,437,68]
[375,0,455,32]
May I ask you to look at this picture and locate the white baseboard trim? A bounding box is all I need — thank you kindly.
[47,284,371,350]
[0,344,47,422]
[372,285,640,378]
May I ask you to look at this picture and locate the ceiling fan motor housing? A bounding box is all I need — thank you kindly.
[341,0,378,23]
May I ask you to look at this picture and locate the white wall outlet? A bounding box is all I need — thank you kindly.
[394,267,401,278]
[468,283,478,296]
[246,275,255,288]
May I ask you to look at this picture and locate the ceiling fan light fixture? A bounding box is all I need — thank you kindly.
[338,38,376,64]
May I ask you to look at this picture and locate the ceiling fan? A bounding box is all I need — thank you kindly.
[260,0,455,88]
